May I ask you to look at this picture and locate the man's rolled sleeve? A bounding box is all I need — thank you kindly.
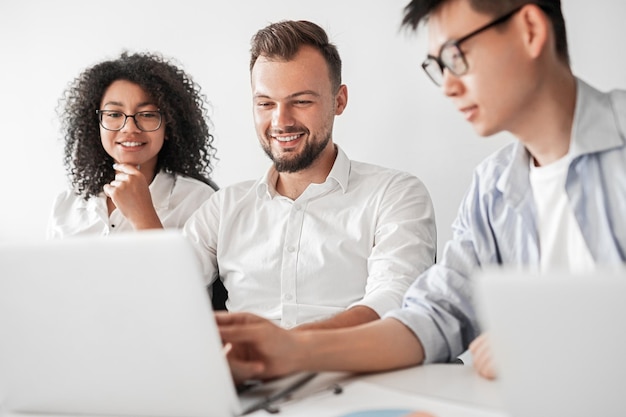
[351,173,437,317]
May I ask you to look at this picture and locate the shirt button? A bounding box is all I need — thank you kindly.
[284,293,293,301]
[287,246,295,253]
[284,321,294,328]
[293,204,301,211]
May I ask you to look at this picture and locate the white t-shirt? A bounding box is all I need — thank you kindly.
[47,172,215,238]
[183,147,437,328]
[529,155,595,272]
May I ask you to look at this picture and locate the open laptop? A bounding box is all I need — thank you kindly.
[0,230,290,417]
[475,267,626,417]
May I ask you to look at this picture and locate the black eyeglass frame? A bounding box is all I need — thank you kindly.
[96,109,163,132]
[421,5,526,86]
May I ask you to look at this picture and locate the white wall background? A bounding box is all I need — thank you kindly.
[1,1,625,255]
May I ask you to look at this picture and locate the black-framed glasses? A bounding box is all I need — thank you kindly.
[421,5,525,86]
[96,109,162,132]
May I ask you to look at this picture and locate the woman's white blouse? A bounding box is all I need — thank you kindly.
[47,172,215,239]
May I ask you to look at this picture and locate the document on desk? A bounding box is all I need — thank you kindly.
[256,380,508,417]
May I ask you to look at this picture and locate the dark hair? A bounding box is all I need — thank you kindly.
[402,0,569,64]
[58,51,218,198]
[249,20,342,92]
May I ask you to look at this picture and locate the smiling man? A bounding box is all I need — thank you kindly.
[217,1,626,384]
[184,20,436,330]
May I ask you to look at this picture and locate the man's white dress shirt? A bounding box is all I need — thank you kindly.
[184,146,436,327]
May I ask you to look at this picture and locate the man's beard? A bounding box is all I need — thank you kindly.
[262,132,331,173]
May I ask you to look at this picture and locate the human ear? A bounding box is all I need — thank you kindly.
[334,84,348,115]
[518,4,550,60]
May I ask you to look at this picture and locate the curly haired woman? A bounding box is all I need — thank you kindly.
[47,51,218,237]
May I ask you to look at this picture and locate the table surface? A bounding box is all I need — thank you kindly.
[244,363,511,417]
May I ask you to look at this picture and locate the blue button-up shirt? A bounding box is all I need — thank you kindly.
[386,79,626,363]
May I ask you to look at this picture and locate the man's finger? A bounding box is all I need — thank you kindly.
[219,322,272,344]
[215,311,263,325]
[228,359,266,384]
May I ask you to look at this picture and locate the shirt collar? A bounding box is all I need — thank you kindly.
[327,145,350,193]
[497,78,625,199]
[256,168,279,199]
[255,145,351,199]
[569,78,624,157]
[496,141,531,206]
[148,171,174,209]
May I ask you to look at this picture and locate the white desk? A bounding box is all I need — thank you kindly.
[244,364,510,417]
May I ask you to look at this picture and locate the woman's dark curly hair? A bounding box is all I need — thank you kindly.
[58,51,218,198]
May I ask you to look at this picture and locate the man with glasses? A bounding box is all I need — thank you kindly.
[218,0,626,383]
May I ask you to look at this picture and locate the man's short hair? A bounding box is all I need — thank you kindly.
[402,0,569,64]
[249,20,342,91]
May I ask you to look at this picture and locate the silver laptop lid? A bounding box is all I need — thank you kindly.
[475,267,626,417]
[0,230,240,417]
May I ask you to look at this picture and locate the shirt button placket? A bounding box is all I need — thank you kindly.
[280,200,305,327]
